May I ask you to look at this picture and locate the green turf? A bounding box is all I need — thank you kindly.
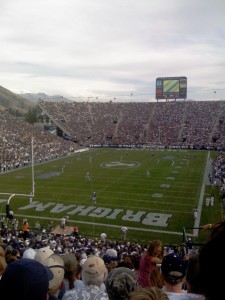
[0,148,222,245]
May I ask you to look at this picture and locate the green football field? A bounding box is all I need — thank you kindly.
[0,148,222,246]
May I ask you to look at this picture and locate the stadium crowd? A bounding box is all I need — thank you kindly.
[0,216,224,299]
[38,100,225,147]
[0,110,78,172]
[1,101,225,173]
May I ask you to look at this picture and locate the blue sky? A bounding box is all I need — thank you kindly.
[0,0,225,101]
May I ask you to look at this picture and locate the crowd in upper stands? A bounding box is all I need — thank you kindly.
[1,100,225,172]
[38,100,225,147]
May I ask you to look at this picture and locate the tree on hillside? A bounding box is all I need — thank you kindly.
[25,106,38,124]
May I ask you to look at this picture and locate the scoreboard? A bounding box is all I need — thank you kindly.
[156,76,187,100]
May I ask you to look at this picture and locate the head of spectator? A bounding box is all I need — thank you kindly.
[102,253,118,266]
[105,245,118,258]
[79,252,87,266]
[0,258,53,300]
[185,253,205,298]
[0,246,7,279]
[47,254,65,298]
[62,253,78,290]
[130,286,169,300]
[147,239,164,258]
[5,248,20,264]
[22,247,36,259]
[34,246,54,265]
[105,267,137,300]
[199,221,225,300]
[161,253,187,293]
[82,255,108,287]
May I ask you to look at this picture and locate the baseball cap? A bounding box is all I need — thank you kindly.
[161,253,187,280]
[0,258,53,300]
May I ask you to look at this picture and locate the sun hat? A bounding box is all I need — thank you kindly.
[34,246,54,265]
[82,255,108,286]
[46,254,65,293]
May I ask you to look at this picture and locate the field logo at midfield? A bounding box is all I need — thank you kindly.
[101,161,140,168]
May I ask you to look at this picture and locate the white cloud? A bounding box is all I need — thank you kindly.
[0,0,225,101]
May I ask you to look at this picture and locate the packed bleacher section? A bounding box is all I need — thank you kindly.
[0,111,79,172]
[38,100,225,148]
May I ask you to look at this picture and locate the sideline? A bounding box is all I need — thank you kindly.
[14,213,183,237]
[193,151,211,236]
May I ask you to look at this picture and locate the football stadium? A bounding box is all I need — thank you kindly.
[0,99,224,247]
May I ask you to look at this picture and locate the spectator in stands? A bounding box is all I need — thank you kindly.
[130,286,169,300]
[0,246,7,279]
[161,253,187,299]
[199,221,225,300]
[5,248,20,264]
[100,232,107,242]
[0,258,53,300]
[22,247,36,259]
[62,255,109,300]
[71,226,79,237]
[59,253,84,299]
[47,254,65,300]
[137,240,164,288]
[34,246,65,300]
[185,253,205,299]
[105,267,137,300]
[22,218,30,240]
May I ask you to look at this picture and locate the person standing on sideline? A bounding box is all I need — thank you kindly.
[210,193,214,207]
[61,216,66,230]
[85,171,91,181]
[92,191,97,204]
[146,170,150,178]
[193,207,198,220]
[205,197,210,208]
[121,226,128,241]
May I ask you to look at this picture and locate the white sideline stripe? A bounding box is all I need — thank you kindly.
[193,151,210,237]
[14,213,184,236]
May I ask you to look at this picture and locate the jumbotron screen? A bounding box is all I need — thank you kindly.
[155,76,187,100]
